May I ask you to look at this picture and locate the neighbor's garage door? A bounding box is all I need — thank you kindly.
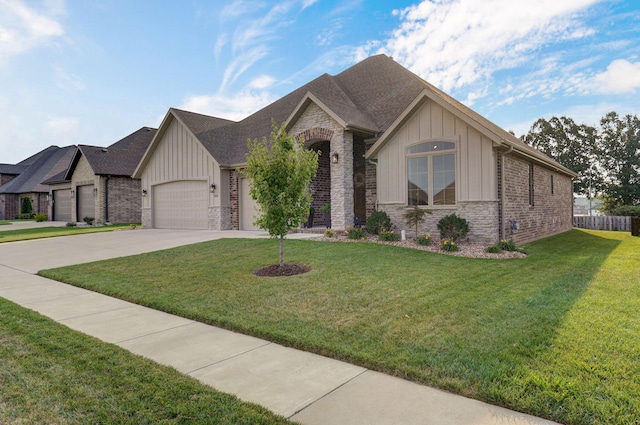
[53,189,71,222]
[240,178,260,230]
[153,181,208,229]
[77,185,95,221]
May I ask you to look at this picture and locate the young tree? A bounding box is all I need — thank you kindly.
[244,121,319,267]
[403,205,432,239]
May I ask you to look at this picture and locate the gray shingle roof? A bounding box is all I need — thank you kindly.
[0,164,27,175]
[70,127,157,178]
[155,54,573,176]
[0,146,75,194]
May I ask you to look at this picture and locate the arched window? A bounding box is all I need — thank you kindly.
[406,141,456,206]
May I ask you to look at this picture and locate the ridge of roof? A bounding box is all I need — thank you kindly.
[0,146,75,194]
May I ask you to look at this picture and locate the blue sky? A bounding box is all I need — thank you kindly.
[1,0,639,164]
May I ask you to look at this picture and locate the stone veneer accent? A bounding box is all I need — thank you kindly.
[377,201,499,244]
[141,207,151,228]
[502,154,573,244]
[208,205,231,230]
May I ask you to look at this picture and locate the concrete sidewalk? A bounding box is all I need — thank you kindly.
[0,229,559,425]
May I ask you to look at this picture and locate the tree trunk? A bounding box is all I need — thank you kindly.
[279,235,284,267]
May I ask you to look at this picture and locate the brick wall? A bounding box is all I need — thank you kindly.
[230,170,239,230]
[309,141,331,226]
[502,154,573,244]
[104,177,142,224]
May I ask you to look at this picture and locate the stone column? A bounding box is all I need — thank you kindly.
[330,129,354,230]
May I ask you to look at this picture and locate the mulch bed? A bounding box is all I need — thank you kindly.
[253,263,312,277]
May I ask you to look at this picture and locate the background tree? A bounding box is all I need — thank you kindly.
[523,116,600,195]
[597,112,640,212]
[244,121,318,267]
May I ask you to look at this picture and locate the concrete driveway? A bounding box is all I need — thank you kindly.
[0,228,559,425]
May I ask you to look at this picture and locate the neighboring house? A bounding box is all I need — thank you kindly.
[0,146,75,220]
[46,127,157,224]
[134,54,576,244]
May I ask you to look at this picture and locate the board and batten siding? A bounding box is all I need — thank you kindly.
[139,118,226,212]
[375,100,497,205]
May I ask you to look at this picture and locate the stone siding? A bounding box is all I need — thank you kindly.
[502,154,573,244]
[141,207,151,228]
[377,201,499,243]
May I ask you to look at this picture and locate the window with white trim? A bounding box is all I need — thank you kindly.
[407,141,456,206]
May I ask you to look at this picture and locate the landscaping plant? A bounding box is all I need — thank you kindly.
[379,229,400,241]
[417,233,431,246]
[437,213,469,243]
[244,121,319,267]
[403,205,432,239]
[366,210,392,235]
[345,226,366,240]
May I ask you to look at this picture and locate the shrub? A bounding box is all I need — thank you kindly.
[498,239,518,251]
[83,217,95,226]
[440,239,460,252]
[611,205,640,217]
[66,222,77,227]
[324,228,336,238]
[14,213,34,220]
[485,244,503,254]
[345,226,366,240]
[367,210,392,235]
[20,197,33,215]
[437,213,469,243]
[379,229,400,241]
[34,213,48,222]
[417,233,431,246]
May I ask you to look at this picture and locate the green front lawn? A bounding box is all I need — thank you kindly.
[40,229,640,425]
[0,298,293,424]
[0,225,132,243]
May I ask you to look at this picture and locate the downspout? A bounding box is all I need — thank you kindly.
[105,175,110,224]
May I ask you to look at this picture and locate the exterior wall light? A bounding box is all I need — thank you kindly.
[210,183,216,192]
[142,189,147,197]
[331,152,339,164]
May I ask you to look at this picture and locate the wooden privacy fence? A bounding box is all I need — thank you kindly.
[573,216,631,232]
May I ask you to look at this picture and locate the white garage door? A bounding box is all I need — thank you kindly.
[77,185,95,222]
[53,189,71,222]
[153,181,208,229]
[240,178,260,231]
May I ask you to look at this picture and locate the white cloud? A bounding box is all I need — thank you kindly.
[366,0,601,92]
[44,116,78,143]
[0,0,65,61]
[180,86,276,121]
[591,59,640,94]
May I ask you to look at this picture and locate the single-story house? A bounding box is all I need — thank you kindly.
[0,146,75,220]
[45,127,157,224]
[134,54,576,244]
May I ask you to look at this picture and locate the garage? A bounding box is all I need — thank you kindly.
[240,177,260,230]
[153,180,208,229]
[52,189,71,222]
[76,185,95,222]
